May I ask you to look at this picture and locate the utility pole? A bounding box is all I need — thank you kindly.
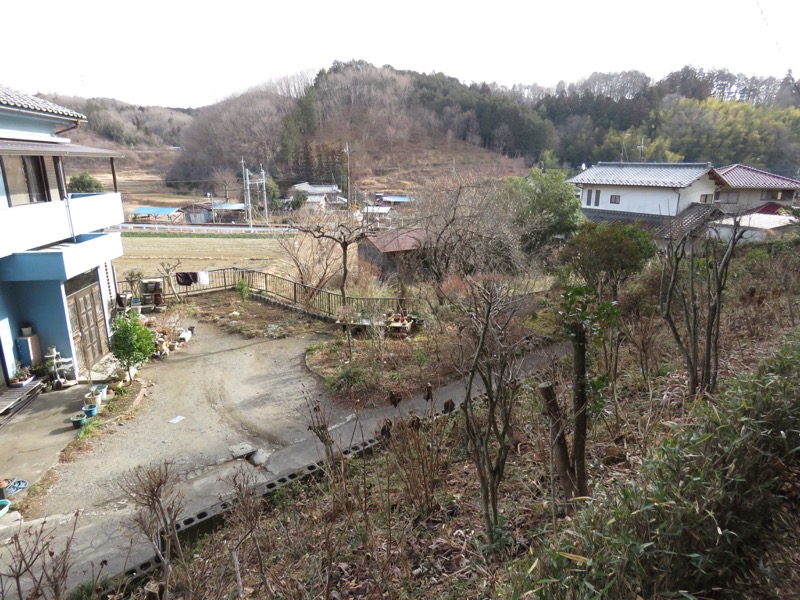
[261,164,268,226]
[344,142,351,211]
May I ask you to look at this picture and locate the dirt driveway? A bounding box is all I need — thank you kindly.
[31,321,333,519]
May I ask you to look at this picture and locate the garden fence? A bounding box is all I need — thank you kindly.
[117,267,409,319]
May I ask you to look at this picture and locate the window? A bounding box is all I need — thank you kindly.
[700,194,713,203]
[761,190,785,201]
[585,188,592,206]
[610,194,621,204]
[1,155,51,205]
[594,189,600,206]
[23,157,48,202]
[714,191,739,204]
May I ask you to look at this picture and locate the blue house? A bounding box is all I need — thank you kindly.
[0,85,124,390]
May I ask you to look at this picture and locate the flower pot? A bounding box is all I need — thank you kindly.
[82,404,97,418]
[85,391,102,406]
[21,326,33,337]
[70,413,87,429]
[92,384,108,402]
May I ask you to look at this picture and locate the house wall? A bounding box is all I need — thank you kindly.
[0,280,71,377]
[0,112,65,141]
[714,189,794,214]
[580,175,717,216]
[358,241,389,278]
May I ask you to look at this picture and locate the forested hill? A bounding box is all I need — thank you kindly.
[46,62,800,193]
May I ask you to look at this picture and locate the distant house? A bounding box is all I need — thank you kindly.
[570,161,799,243]
[0,84,125,390]
[290,182,345,211]
[358,228,426,280]
[569,162,723,217]
[714,164,800,213]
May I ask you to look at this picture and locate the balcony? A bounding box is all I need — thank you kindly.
[0,232,123,282]
[0,193,123,259]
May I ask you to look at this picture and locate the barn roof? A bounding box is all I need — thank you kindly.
[365,228,425,253]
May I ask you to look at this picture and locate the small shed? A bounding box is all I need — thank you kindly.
[358,228,426,281]
[361,205,392,228]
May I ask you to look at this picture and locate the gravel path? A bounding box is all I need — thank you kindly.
[32,322,331,518]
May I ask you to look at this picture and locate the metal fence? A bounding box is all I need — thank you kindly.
[118,268,409,319]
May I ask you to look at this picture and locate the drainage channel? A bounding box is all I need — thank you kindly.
[107,436,383,593]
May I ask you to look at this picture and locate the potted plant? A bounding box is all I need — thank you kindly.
[70,412,87,429]
[9,363,33,387]
[20,322,33,337]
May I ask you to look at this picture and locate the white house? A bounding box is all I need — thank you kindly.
[569,162,723,217]
[714,164,800,213]
[290,182,344,211]
[0,85,124,391]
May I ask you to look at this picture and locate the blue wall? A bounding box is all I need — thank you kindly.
[1,281,72,373]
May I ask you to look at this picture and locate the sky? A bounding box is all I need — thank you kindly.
[4,0,799,109]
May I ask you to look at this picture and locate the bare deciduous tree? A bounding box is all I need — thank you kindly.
[119,461,188,599]
[660,221,745,395]
[275,227,342,305]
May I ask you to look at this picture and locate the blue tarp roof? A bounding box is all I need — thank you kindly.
[133,206,181,216]
[212,203,246,210]
[382,196,414,203]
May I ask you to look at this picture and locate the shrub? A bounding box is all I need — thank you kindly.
[236,278,249,301]
[67,171,104,193]
[109,314,155,382]
[523,332,800,598]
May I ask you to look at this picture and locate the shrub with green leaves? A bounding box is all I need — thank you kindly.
[522,332,800,598]
[109,314,155,382]
[236,278,250,301]
[67,171,105,194]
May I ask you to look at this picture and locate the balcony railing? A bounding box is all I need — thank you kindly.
[0,193,123,259]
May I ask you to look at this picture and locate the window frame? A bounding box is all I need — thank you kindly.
[610,194,621,205]
[0,154,53,206]
[714,191,739,204]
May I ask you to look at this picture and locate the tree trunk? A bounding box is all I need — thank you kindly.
[539,382,578,500]
[572,325,589,497]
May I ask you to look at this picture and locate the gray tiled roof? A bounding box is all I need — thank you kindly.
[716,164,800,190]
[0,84,85,120]
[570,162,713,188]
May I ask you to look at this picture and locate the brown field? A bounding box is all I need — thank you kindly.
[113,235,294,277]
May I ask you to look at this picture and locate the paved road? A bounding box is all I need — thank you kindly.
[0,322,565,595]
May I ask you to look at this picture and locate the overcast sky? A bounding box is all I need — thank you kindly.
[4,0,798,108]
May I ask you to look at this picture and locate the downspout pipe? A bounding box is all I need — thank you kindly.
[55,120,82,135]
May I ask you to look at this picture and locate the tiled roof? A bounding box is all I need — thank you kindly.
[716,164,800,190]
[745,201,790,215]
[654,203,723,240]
[365,228,425,253]
[0,84,85,120]
[581,209,669,231]
[570,162,714,188]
